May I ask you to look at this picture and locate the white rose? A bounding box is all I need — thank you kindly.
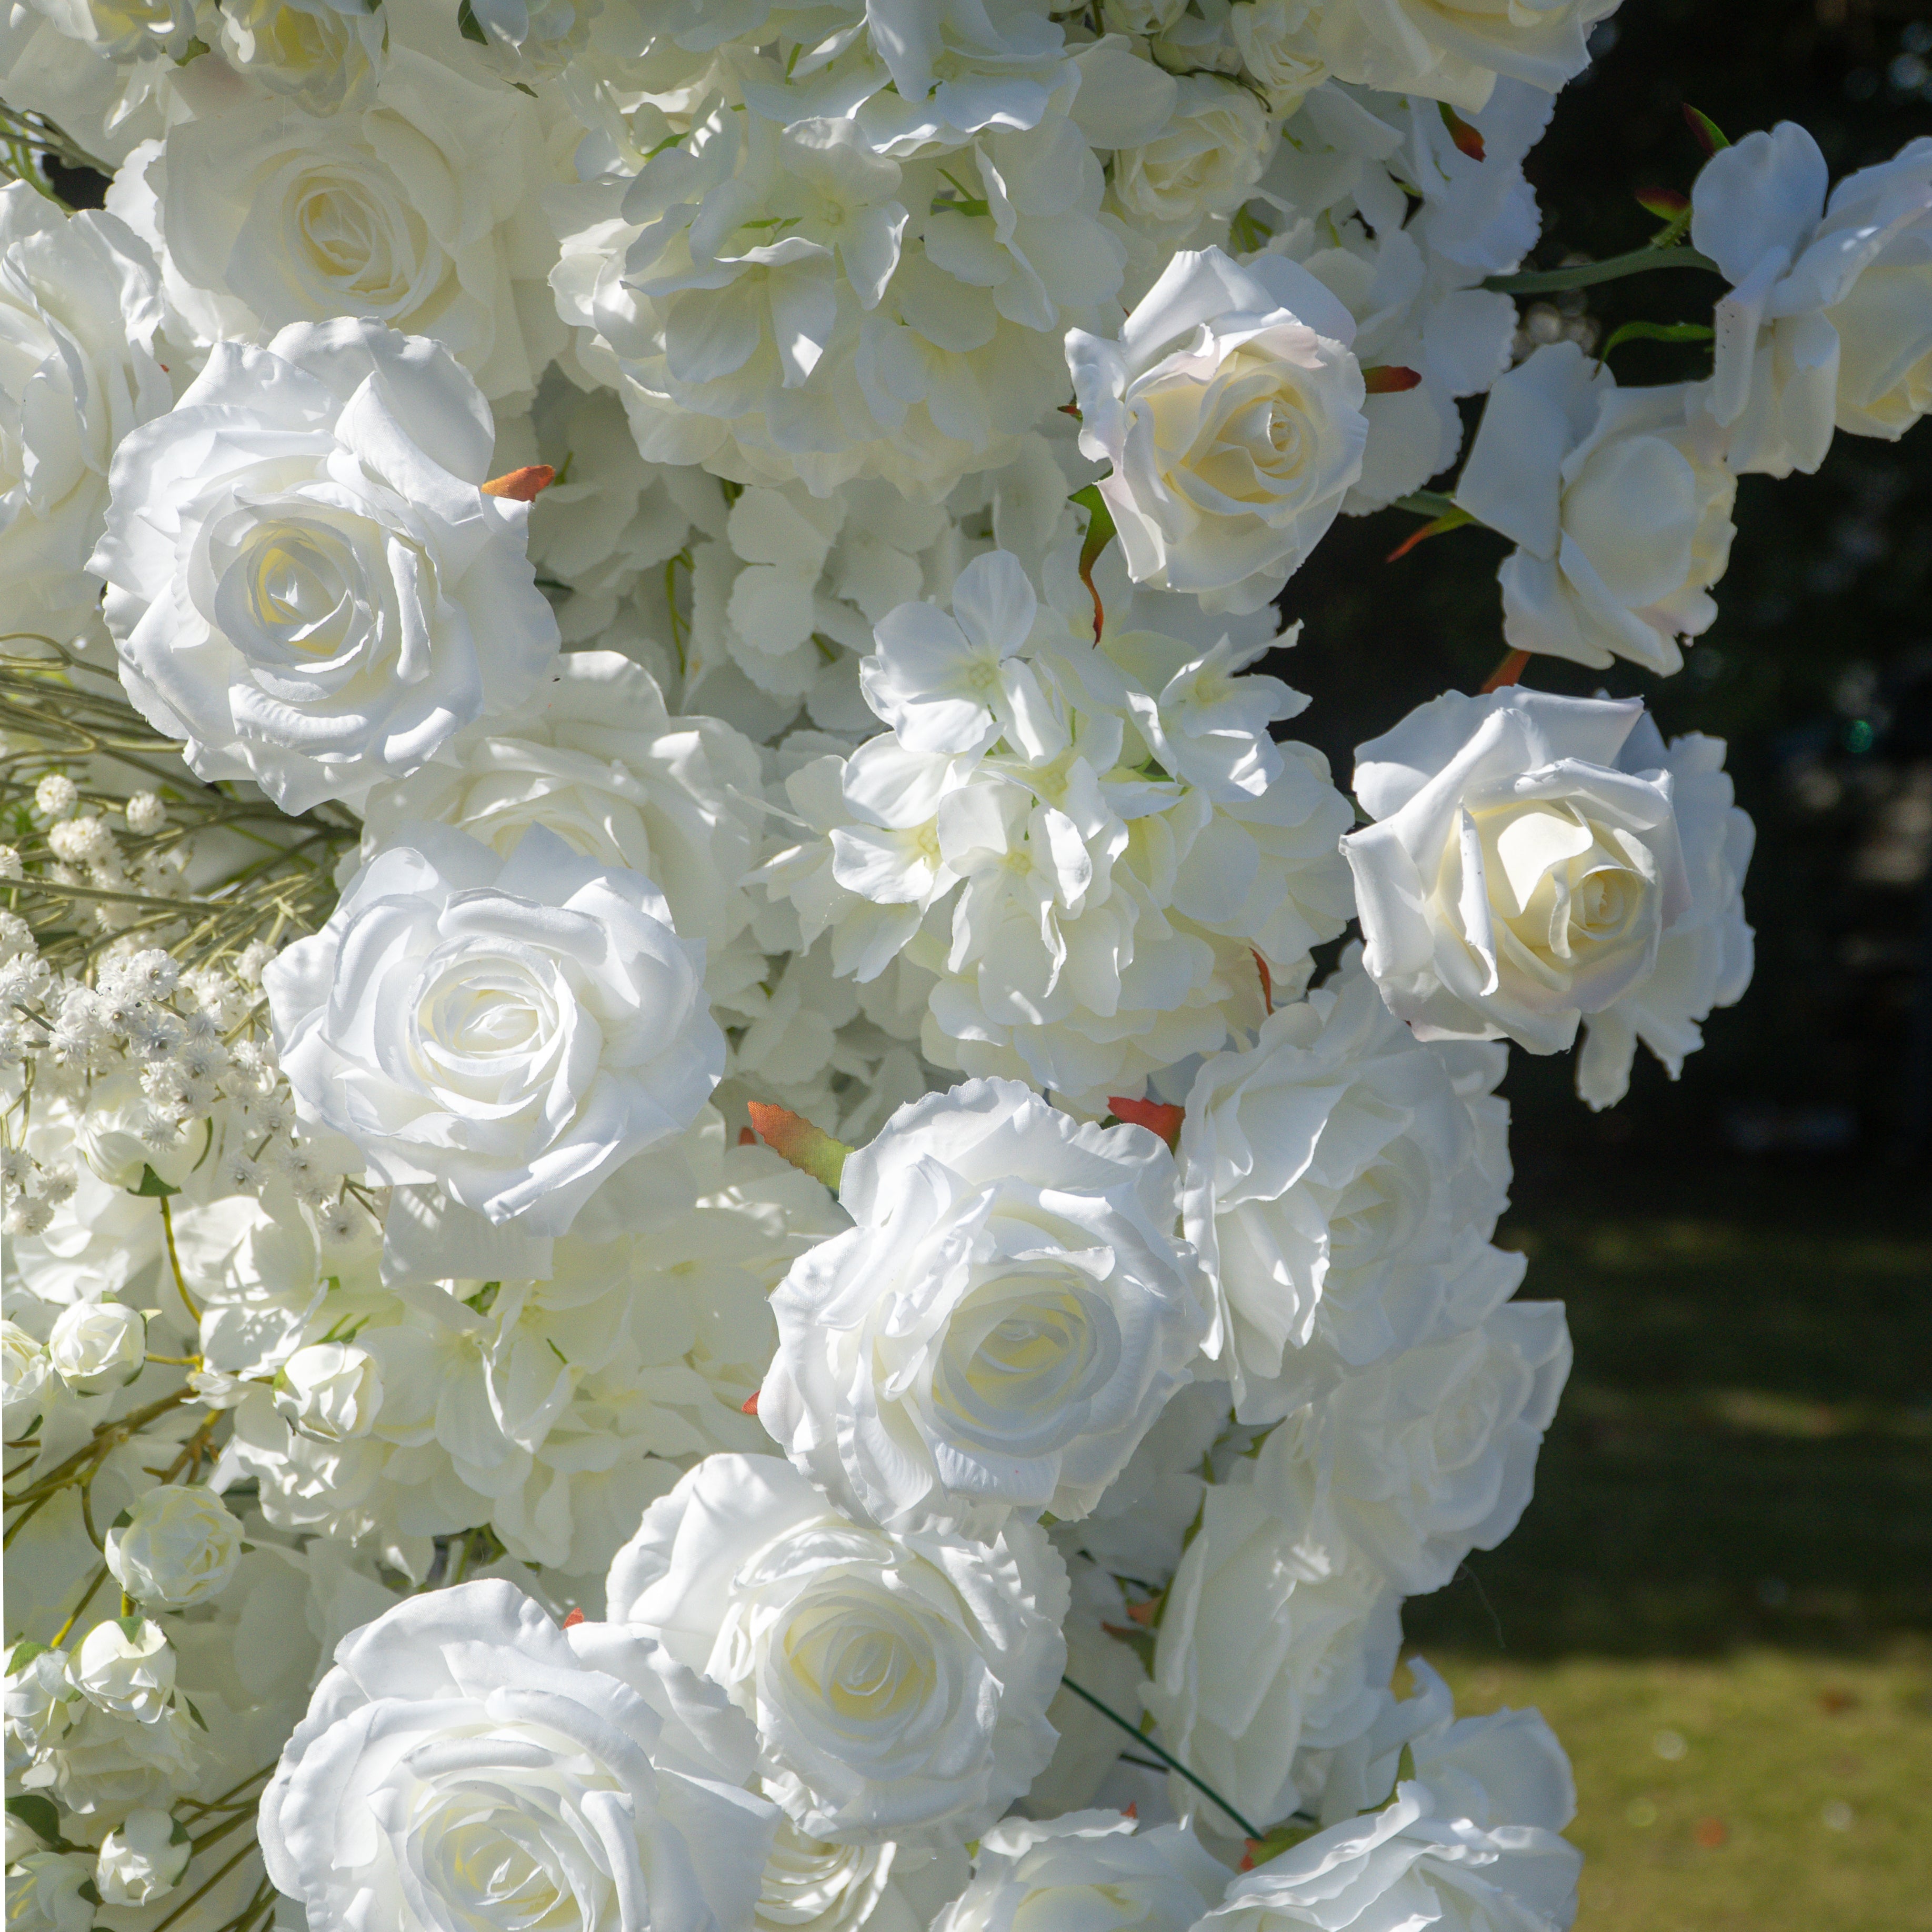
[112,48,559,399]
[759,1078,1210,1535]
[1274,1296,1573,1595]
[67,1618,174,1724]
[1066,248,1367,615]
[1340,688,1691,1054]
[273,1342,382,1444]
[46,1302,144,1395]
[932,1813,1227,1932]
[265,822,723,1238]
[1230,3,1328,112]
[5,1851,96,1932]
[356,650,765,963]
[2,1319,51,1433]
[104,1485,244,1607]
[1109,77,1274,237]
[1144,1440,1400,1837]
[1454,345,1736,675]
[1691,126,1932,475]
[0,182,171,651]
[22,0,194,58]
[93,318,558,814]
[1312,0,1616,113]
[95,1808,191,1906]
[207,0,388,115]
[1181,956,1512,1422]
[258,1579,778,1932]
[606,1453,1069,1847]
[1576,720,1753,1110]
[754,1819,897,1932]
[1200,1779,1581,1932]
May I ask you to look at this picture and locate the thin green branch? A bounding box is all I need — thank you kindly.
[1482,246,1721,295]
[1059,1673,1262,1839]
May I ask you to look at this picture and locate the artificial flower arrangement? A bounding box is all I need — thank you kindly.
[1,6,1925,1932]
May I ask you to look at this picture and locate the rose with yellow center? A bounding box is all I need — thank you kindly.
[1343,688,1690,1055]
[258,1580,778,1932]
[1068,247,1366,616]
[607,1454,1069,1847]
[757,1080,1210,1537]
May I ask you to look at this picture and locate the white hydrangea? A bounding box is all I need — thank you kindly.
[758,551,1354,1111]
[548,22,1127,499]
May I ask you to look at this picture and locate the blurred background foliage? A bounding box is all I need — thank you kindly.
[1269,5,1932,1920]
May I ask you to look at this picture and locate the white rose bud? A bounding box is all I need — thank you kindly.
[105,1487,245,1608]
[46,1303,146,1396]
[95,1810,192,1906]
[1067,248,1366,615]
[1341,688,1690,1055]
[3,1318,51,1433]
[5,1851,96,1932]
[274,1344,382,1443]
[67,1618,175,1724]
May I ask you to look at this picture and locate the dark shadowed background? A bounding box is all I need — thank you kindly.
[1262,5,1932,1921]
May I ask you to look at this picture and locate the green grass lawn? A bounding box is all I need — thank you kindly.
[1398,1159,1932,1928]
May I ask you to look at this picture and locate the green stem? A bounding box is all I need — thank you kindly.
[1481,246,1722,295]
[1059,1673,1262,1839]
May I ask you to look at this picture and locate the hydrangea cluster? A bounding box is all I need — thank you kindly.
[5,8,1923,1932]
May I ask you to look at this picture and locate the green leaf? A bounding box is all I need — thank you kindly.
[77,1880,102,1907]
[1683,103,1730,155]
[6,1794,65,1849]
[110,1507,134,1529]
[130,1164,179,1197]
[1598,319,1715,362]
[456,0,488,42]
[6,1640,49,1673]
[745,1105,851,1194]
[1069,485,1117,644]
[182,1695,208,1731]
[1244,1818,1322,1867]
